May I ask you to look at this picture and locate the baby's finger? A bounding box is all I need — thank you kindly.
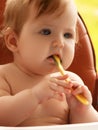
[80,85,92,103]
[72,85,92,104]
[72,85,82,95]
[56,74,69,80]
[49,81,68,94]
[50,77,72,89]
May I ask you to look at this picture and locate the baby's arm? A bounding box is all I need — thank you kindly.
[66,72,98,123]
[0,74,68,126]
[0,76,39,126]
[70,103,98,123]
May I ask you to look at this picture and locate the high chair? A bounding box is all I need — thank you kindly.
[0,0,98,111]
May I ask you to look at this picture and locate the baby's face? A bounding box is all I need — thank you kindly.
[15,1,77,76]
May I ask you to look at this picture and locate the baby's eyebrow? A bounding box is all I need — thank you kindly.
[39,23,55,28]
[64,28,75,33]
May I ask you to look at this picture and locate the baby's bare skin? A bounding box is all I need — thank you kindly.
[0,63,98,126]
[0,63,69,126]
[19,98,69,126]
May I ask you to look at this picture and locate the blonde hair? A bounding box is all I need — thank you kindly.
[3,0,69,35]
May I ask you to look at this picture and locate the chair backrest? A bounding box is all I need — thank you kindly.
[0,0,98,110]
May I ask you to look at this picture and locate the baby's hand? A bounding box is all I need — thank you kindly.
[65,80,92,110]
[31,74,70,103]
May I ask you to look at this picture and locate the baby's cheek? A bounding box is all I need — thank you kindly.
[62,46,75,69]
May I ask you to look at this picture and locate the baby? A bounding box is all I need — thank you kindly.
[0,0,98,127]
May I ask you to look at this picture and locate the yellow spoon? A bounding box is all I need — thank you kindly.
[53,55,89,105]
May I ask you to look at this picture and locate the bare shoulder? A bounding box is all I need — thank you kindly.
[0,63,13,96]
[66,71,84,84]
[50,70,84,85]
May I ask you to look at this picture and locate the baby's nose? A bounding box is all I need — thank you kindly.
[52,38,65,48]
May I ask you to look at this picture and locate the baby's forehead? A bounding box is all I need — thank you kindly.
[4,0,76,35]
[28,0,72,18]
[28,1,77,23]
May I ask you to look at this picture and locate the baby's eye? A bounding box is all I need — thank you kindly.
[40,29,51,35]
[64,33,73,38]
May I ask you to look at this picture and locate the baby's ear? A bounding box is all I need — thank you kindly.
[4,27,18,52]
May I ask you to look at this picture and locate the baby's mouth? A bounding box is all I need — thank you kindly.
[47,55,62,64]
[47,55,55,64]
